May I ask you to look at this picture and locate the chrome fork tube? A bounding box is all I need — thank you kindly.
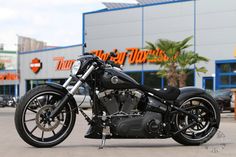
[69,64,95,95]
[63,76,73,88]
[50,64,96,118]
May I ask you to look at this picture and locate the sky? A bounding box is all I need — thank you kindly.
[0,0,138,51]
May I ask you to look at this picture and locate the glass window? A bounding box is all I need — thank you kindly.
[10,85,15,96]
[231,75,236,85]
[231,63,236,73]
[0,86,3,94]
[186,70,194,86]
[126,72,141,83]
[144,71,162,89]
[26,79,66,92]
[204,77,213,90]
[5,85,9,95]
[163,70,194,87]
[220,64,230,73]
[51,79,66,84]
[220,76,230,85]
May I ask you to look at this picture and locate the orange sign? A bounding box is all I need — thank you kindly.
[53,57,76,71]
[30,58,42,74]
[91,48,168,65]
[0,73,18,80]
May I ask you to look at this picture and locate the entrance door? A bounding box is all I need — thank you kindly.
[203,77,214,90]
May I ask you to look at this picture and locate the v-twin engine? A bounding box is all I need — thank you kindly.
[98,89,142,114]
[97,89,166,138]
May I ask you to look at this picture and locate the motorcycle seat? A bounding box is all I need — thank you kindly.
[139,85,180,101]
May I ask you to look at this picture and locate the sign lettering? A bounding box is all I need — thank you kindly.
[0,73,18,80]
[54,57,76,71]
[91,47,168,65]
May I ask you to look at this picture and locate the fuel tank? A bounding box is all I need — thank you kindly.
[100,68,139,89]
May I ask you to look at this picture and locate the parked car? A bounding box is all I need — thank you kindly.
[209,89,234,112]
[230,92,235,112]
[0,95,17,107]
[66,85,91,109]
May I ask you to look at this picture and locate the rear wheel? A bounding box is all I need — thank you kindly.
[172,94,220,145]
[15,85,76,147]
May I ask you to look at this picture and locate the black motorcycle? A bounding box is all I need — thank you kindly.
[15,52,220,148]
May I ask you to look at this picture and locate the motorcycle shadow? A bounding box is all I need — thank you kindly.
[55,143,191,149]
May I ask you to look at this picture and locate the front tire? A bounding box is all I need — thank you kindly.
[172,93,220,145]
[15,85,76,147]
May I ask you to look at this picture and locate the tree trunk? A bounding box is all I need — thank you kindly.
[167,63,178,87]
[179,71,188,88]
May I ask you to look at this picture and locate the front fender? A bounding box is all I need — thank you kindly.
[46,82,79,114]
[176,87,206,104]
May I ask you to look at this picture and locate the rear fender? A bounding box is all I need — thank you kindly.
[176,87,206,104]
[46,82,79,114]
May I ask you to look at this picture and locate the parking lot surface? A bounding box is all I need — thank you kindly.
[0,108,236,157]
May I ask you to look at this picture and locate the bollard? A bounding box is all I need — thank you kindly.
[232,89,236,120]
[235,91,236,120]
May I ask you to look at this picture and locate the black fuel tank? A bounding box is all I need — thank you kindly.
[100,68,139,89]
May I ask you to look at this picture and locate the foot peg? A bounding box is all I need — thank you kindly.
[99,126,110,149]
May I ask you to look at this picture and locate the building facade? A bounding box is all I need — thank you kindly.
[19,45,82,97]
[0,50,19,97]
[17,0,236,96]
[83,0,236,90]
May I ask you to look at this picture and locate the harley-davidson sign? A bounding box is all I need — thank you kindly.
[30,58,42,74]
[91,47,169,65]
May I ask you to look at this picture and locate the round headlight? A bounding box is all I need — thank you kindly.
[71,60,81,75]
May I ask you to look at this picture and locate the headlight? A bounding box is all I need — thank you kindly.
[71,60,81,75]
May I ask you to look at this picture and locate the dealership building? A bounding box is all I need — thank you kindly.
[0,50,19,97]
[3,0,235,97]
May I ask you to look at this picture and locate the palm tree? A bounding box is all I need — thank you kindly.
[146,36,192,87]
[178,51,209,87]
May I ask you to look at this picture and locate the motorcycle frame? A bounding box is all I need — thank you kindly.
[49,61,217,139]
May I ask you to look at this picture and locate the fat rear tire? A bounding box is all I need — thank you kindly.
[172,93,220,146]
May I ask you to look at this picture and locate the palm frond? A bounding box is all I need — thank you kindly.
[145,41,156,50]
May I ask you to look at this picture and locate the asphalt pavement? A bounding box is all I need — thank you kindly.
[0,108,236,157]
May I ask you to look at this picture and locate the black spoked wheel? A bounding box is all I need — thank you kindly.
[173,94,220,145]
[15,85,76,148]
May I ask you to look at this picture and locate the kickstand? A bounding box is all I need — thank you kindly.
[99,133,106,149]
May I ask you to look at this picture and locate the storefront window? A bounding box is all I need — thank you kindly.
[220,76,230,85]
[220,64,230,73]
[144,71,162,89]
[0,86,3,94]
[51,79,66,85]
[0,85,16,96]
[126,72,141,84]
[26,80,45,91]
[186,70,194,86]
[26,79,67,92]
[231,75,236,85]
[162,70,194,87]
[231,63,236,73]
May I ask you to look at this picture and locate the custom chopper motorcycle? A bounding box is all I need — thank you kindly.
[15,52,220,149]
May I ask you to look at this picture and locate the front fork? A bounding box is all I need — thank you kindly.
[50,64,96,118]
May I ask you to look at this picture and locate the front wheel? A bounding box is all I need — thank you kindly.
[15,85,76,147]
[172,94,220,145]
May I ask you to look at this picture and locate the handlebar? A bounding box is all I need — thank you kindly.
[106,60,121,69]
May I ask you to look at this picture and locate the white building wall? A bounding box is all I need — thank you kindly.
[19,46,82,96]
[84,0,236,88]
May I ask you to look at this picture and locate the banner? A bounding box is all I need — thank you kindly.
[0,52,17,70]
